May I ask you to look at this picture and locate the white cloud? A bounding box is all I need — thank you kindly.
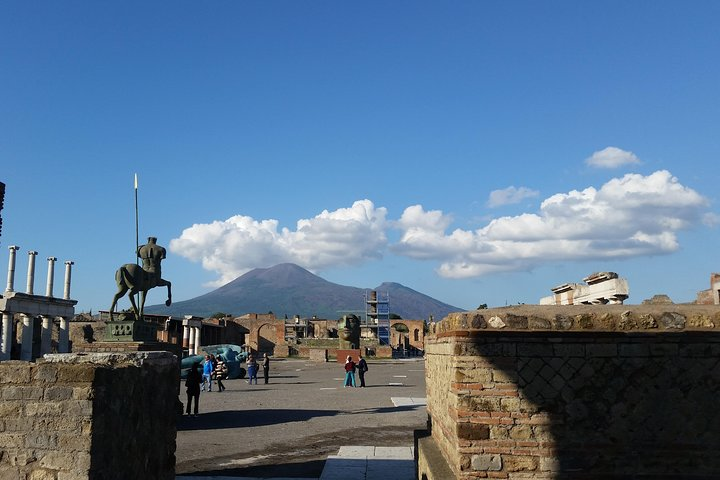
[392,170,709,278]
[487,186,539,207]
[170,200,388,287]
[170,171,711,285]
[585,146,640,168]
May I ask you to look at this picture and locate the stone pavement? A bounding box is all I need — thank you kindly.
[176,445,415,480]
[175,358,426,479]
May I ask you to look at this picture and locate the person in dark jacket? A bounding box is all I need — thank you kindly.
[262,353,270,384]
[185,362,202,416]
[357,354,368,388]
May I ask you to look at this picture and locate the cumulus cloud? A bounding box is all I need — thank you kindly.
[392,170,709,278]
[487,186,540,207]
[585,146,641,168]
[170,200,388,286]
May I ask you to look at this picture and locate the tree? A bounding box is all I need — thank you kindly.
[211,312,230,319]
[477,303,488,310]
[389,313,402,320]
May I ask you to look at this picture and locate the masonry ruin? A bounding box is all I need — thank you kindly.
[539,272,629,305]
[0,352,178,479]
[417,304,720,479]
[1,246,77,361]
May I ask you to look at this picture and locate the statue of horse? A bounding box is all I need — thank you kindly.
[109,263,172,321]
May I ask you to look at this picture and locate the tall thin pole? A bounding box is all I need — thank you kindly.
[134,173,140,316]
[134,173,139,264]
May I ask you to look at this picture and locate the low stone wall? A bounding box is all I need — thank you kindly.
[309,349,328,362]
[0,352,178,480]
[419,305,720,479]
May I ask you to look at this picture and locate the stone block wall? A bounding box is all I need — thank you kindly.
[419,305,720,479]
[0,352,178,480]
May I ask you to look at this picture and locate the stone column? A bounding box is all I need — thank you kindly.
[46,257,57,298]
[182,325,190,351]
[63,261,74,300]
[58,317,69,353]
[1,312,12,361]
[6,245,19,292]
[20,314,33,361]
[26,251,38,295]
[40,315,52,355]
[188,327,196,355]
[195,326,202,353]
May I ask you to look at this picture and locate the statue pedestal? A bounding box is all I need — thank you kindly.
[105,319,158,342]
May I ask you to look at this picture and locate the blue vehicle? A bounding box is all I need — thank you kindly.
[180,344,249,379]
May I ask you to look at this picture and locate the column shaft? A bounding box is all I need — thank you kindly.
[26,251,38,295]
[40,316,52,355]
[58,317,69,353]
[20,314,33,361]
[6,246,19,292]
[46,257,57,297]
[1,312,12,361]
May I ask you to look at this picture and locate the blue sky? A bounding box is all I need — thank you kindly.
[1,2,718,316]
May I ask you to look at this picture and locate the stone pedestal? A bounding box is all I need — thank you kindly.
[105,319,158,342]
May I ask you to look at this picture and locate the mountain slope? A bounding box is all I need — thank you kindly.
[145,263,463,320]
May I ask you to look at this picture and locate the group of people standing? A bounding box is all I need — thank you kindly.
[343,354,368,388]
[245,353,270,385]
[184,352,271,416]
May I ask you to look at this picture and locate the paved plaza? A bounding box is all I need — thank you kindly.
[175,357,426,479]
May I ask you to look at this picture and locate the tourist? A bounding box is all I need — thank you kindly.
[357,354,368,388]
[343,355,356,388]
[202,354,213,392]
[262,353,270,384]
[215,355,228,392]
[185,362,201,416]
[247,355,258,385]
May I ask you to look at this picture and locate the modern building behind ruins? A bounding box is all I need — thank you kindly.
[539,271,629,305]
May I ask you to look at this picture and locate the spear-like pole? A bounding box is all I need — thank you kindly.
[134,173,140,315]
[134,173,139,264]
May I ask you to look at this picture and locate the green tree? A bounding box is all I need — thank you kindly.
[477,303,488,310]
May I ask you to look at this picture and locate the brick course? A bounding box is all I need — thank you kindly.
[418,305,720,479]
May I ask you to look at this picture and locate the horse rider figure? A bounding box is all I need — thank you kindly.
[138,236,165,289]
[110,236,172,321]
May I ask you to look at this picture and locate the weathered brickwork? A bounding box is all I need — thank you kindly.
[420,305,720,479]
[0,352,178,480]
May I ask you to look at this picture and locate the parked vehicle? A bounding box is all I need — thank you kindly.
[180,344,249,379]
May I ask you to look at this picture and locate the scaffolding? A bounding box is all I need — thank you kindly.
[365,290,390,345]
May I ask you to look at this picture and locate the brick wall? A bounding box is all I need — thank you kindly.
[0,352,178,480]
[419,305,720,479]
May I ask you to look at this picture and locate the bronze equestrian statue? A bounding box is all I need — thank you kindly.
[110,237,172,321]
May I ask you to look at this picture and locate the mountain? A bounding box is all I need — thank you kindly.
[144,263,463,320]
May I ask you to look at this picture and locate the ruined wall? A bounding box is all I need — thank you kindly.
[419,305,720,479]
[0,352,178,480]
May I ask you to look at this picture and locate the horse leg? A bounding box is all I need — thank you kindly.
[158,278,172,306]
[139,290,147,320]
[110,286,129,322]
[128,289,140,321]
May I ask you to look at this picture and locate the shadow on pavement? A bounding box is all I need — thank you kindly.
[178,408,340,431]
[180,459,326,478]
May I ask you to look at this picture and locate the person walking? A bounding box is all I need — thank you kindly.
[343,355,357,388]
[185,362,201,416]
[247,355,258,385]
[215,355,228,392]
[357,354,368,388]
[201,354,214,392]
[262,353,270,384]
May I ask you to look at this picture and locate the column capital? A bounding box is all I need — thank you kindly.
[28,251,38,256]
[47,256,57,262]
[65,260,74,266]
[8,245,19,252]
